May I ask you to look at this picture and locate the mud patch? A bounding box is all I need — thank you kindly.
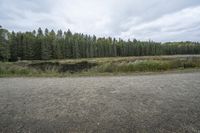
[29,61,97,73]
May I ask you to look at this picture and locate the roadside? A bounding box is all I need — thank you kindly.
[0,55,200,77]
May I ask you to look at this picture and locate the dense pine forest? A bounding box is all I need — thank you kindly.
[0,26,200,61]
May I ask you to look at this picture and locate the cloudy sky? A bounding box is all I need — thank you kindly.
[0,0,200,42]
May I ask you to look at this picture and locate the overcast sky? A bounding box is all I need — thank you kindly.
[0,0,200,42]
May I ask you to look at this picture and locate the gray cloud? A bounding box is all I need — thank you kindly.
[0,0,200,41]
[120,6,200,42]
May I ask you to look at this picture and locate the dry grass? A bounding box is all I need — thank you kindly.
[0,55,200,77]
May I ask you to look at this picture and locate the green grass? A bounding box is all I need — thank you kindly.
[91,56,200,73]
[94,60,171,73]
[0,62,35,76]
[0,62,60,77]
[0,55,200,77]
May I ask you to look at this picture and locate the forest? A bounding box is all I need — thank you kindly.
[0,26,200,61]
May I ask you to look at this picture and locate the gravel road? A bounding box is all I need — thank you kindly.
[0,73,200,133]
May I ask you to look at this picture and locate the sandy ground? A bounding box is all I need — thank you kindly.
[0,73,200,133]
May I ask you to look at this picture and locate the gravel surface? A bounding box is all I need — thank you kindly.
[0,73,200,133]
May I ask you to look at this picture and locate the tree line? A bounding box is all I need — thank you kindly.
[0,26,200,61]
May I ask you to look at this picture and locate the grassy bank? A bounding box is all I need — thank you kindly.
[0,55,200,77]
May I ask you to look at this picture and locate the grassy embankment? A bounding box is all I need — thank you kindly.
[0,55,200,77]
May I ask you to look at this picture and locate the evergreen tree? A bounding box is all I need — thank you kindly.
[0,26,10,61]
[0,27,200,61]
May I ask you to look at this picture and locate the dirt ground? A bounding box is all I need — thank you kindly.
[0,73,200,133]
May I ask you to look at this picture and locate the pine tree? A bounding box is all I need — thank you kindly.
[0,27,200,61]
[0,26,10,61]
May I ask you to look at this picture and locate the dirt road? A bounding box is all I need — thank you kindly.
[0,73,200,133]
